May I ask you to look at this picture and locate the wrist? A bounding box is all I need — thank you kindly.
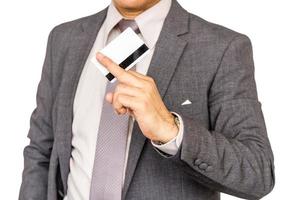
[155,112,179,144]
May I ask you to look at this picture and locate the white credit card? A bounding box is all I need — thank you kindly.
[91,27,150,82]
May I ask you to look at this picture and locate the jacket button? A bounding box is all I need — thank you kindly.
[194,159,202,166]
[206,165,213,172]
[198,162,208,170]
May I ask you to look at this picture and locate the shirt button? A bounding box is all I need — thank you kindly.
[194,159,202,166]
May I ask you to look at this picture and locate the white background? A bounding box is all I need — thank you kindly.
[0,0,299,199]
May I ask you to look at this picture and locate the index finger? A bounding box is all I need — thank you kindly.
[96,52,138,85]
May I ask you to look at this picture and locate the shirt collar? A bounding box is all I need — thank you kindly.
[103,3,123,40]
[105,0,172,49]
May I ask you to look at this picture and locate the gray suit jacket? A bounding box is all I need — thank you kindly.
[19,1,275,199]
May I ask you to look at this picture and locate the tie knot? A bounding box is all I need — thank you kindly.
[117,19,140,34]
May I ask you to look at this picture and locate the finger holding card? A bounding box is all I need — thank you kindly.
[96,53,141,87]
[92,27,150,83]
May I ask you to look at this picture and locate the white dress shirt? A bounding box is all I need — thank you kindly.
[65,0,184,199]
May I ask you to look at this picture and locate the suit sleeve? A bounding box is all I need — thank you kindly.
[166,35,275,199]
[19,29,56,200]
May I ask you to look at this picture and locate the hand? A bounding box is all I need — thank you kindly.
[96,52,178,143]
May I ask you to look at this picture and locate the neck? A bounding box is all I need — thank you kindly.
[113,0,160,19]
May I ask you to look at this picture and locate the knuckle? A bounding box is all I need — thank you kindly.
[148,76,155,83]
[117,94,124,102]
[144,81,153,91]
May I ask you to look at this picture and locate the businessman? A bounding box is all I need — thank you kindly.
[19,0,275,199]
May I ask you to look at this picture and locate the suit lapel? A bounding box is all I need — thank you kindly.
[122,1,189,199]
[57,9,108,192]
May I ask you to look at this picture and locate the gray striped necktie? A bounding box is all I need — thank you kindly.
[89,19,140,200]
